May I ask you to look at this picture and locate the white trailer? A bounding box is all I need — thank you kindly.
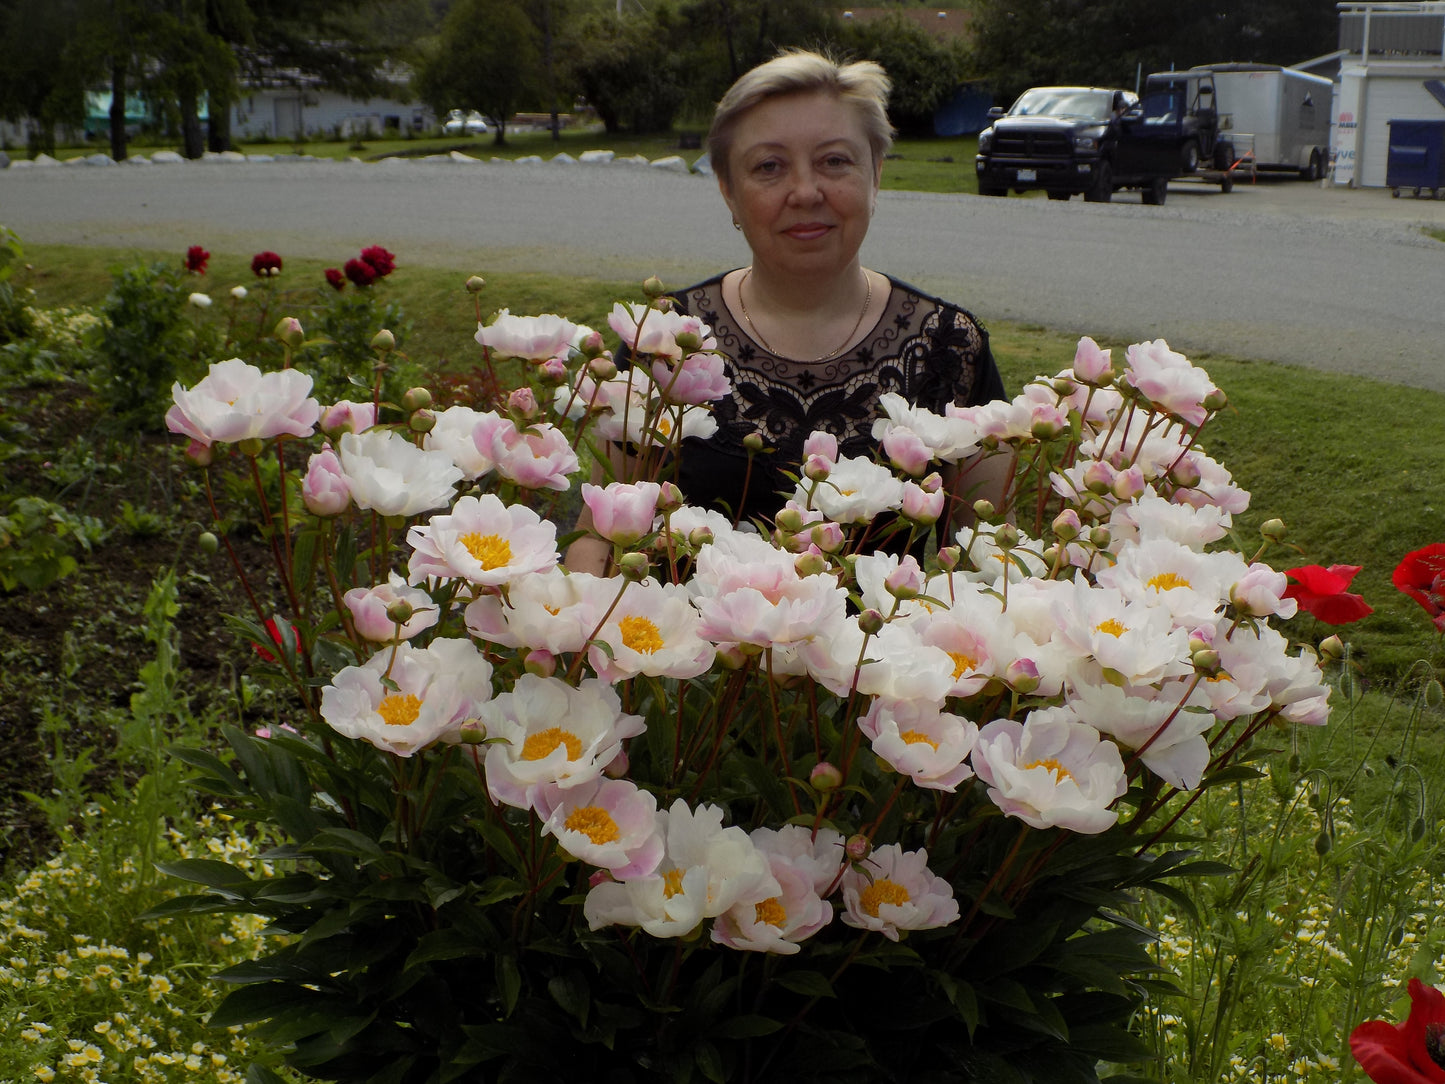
[1190,63,1335,179]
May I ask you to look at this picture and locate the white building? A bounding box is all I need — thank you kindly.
[231,65,432,141]
[1330,2,1445,187]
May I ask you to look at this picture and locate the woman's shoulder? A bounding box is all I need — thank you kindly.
[880,274,989,331]
[672,271,736,316]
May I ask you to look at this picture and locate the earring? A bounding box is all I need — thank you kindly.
[733,221,742,231]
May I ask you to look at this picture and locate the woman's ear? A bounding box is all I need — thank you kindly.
[717,174,737,222]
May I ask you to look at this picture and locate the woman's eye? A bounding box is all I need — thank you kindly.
[752,159,781,175]
[822,154,853,170]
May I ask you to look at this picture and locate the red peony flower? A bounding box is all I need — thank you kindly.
[1282,564,1374,625]
[359,244,396,278]
[184,245,210,274]
[252,617,300,664]
[325,267,346,292]
[344,257,377,288]
[1351,978,1445,1083]
[1394,544,1445,633]
[251,250,283,277]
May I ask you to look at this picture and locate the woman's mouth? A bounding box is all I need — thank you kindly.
[783,223,832,241]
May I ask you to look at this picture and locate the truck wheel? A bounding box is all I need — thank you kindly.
[1141,177,1168,205]
[1220,174,1234,194]
[1083,162,1113,203]
[978,185,1007,197]
[1300,149,1322,181]
[1181,141,1200,174]
[1046,190,1070,201]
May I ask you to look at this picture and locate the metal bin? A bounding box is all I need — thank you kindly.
[1385,119,1445,198]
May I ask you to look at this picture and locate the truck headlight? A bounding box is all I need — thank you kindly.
[977,129,993,154]
[1073,133,1100,153]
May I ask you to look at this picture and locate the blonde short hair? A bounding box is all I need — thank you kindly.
[707,50,894,187]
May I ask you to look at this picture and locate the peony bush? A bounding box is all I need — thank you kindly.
[158,278,1339,1082]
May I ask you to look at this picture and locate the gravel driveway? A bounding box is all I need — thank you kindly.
[3,158,1443,390]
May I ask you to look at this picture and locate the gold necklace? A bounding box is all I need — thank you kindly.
[737,268,874,362]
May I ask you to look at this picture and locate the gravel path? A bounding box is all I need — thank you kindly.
[3,158,1444,389]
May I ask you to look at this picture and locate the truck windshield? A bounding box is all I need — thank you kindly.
[1008,89,1111,122]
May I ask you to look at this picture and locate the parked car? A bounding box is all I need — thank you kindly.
[442,109,489,136]
[974,86,1140,202]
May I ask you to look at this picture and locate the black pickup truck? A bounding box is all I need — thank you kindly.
[974,81,1234,204]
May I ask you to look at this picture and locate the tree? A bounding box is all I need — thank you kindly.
[413,0,543,145]
[837,13,970,137]
[0,0,92,156]
[565,7,689,134]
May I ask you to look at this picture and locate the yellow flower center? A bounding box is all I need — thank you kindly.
[1095,618,1128,637]
[947,651,978,679]
[755,897,788,928]
[619,614,664,654]
[900,729,939,750]
[663,868,687,898]
[657,416,673,436]
[460,532,512,570]
[377,693,422,727]
[520,727,582,761]
[1022,757,1075,782]
[563,805,620,845]
[1146,571,1191,592]
[859,878,911,917]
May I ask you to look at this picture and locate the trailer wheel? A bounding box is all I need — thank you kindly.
[978,185,1007,197]
[1300,149,1322,182]
[1220,173,1234,194]
[1083,161,1113,203]
[1141,177,1168,205]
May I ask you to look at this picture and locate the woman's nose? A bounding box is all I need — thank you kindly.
[786,167,823,204]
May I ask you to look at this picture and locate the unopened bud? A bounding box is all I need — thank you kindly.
[370,328,396,353]
[1051,376,1075,396]
[642,276,665,299]
[810,762,843,793]
[1314,830,1332,856]
[858,609,886,636]
[1089,526,1111,549]
[687,526,714,549]
[409,409,436,433]
[1260,518,1287,543]
[1169,457,1202,488]
[775,507,805,533]
[714,643,749,670]
[937,546,961,571]
[743,431,765,453]
[1052,509,1081,542]
[972,499,996,521]
[273,316,304,349]
[464,275,486,294]
[1040,544,1061,567]
[197,530,219,555]
[384,599,415,625]
[588,356,618,380]
[1287,753,1302,774]
[456,719,488,744]
[794,552,828,578]
[845,834,871,863]
[1192,648,1221,675]
[237,437,265,458]
[402,386,433,412]
[185,440,213,467]
[618,552,650,581]
[658,482,684,513]
[992,524,1019,550]
[579,330,606,358]
[674,331,701,353]
[507,387,539,418]
[1004,657,1041,694]
[1203,388,1228,412]
[1411,817,1427,842]
[604,749,630,779]
[1319,635,1345,661]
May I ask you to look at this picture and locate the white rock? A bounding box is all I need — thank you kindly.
[489,157,510,164]
[151,150,184,164]
[124,155,151,165]
[579,149,615,164]
[83,153,115,166]
[550,152,578,165]
[382,156,409,165]
[248,154,274,163]
[514,155,543,165]
[615,154,651,167]
[449,150,481,163]
[219,150,247,162]
[32,154,60,166]
[691,151,713,176]
[9,159,34,169]
[650,155,689,174]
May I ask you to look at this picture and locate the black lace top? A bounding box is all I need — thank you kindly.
[669,271,1007,526]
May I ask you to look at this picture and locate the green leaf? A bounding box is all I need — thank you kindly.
[548,971,590,1026]
[207,982,316,1028]
[306,826,387,860]
[497,954,521,1017]
[154,858,253,891]
[694,1039,725,1084]
[776,970,835,998]
[710,1014,782,1039]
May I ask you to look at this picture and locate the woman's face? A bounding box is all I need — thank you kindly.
[720,90,881,280]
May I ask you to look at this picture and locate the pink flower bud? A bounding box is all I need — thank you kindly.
[803,454,833,481]
[714,643,750,670]
[184,439,213,467]
[618,552,650,581]
[901,481,945,525]
[657,481,684,513]
[1004,657,1041,693]
[1168,456,1202,488]
[457,719,488,744]
[579,330,606,358]
[603,748,630,778]
[794,552,828,577]
[858,609,886,635]
[320,400,377,437]
[273,316,304,349]
[937,545,961,571]
[508,387,539,417]
[343,579,437,642]
[687,526,714,549]
[810,762,843,792]
[582,480,661,546]
[588,869,615,888]
[1052,508,1082,541]
[885,555,924,600]
[882,428,932,477]
[588,356,618,380]
[540,356,569,382]
[845,834,871,862]
[1029,403,1069,441]
[1073,336,1114,385]
[525,649,557,678]
[1110,466,1146,501]
[809,522,846,554]
[1083,461,1115,495]
[802,431,838,464]
[302,445,351,516]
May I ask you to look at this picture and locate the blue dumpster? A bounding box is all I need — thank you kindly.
[1385,119,1445,198]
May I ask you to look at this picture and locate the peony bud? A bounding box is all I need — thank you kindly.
[1083,461,1114,495]
[642,275,665,299]
[993,523,1020,550]
[525,649,557,679]
[184,439,213,467]
[604,749,630,779]
[937,545,961,571]
[803,454,833,482]
[1192,648,1221,675]
[742,431,765,453]
[188,292,212,309]
[1052,508,1081,542]
[408,408,436,434]
[1111,466,1147,501]
[302,445,351,516]
[197,530,219,555]
[230,285,248,301]
[714,643,750,670]
[1089,526,1111,549]
[794,552,828,578]
[844,835,871,863]
[687,526,714,549]
[972,498,996,521]
[808,522,846,554]
[588,356,618,380]
[1260,518,1287,543]
[1004,657,1041,694]
[885,556,924,600]
[370,328,396,353]
[273,316,304,349]
[464,275,486,293]
[1203,388,1229,412]
[657,481,684,513]
[508,387,539,418]
[674,330,701,354]
[774,507,805,533]
[402,386,432,412]
[810,762,843,792]
[1168,456,1202,488]
[237,437,265,458]
[539,356,568,382]
[618,552,650,581]
[456,719,488,744]
[1319,634,1345,661]
[858,609,886,636]
[579,330,606,359]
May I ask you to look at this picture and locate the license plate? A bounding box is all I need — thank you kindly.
[1016,169,1036,182]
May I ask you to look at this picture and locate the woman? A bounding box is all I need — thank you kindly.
[568,50,1008,573]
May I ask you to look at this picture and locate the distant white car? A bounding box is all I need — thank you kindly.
[443,110,489,136]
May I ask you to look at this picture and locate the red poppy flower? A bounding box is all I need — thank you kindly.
[325,267,346,292]
[252,617,299,663]
[344,257,377,288]
[251,250,283,277]
[184,245,210,274]
[1282,564,1373,625]
[1351,978,1445,1083]
[1393,544,1445,633]
[359,244,396,278]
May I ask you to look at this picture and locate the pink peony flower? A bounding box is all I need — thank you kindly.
[581,481,661,546]
[650,351,731,405]
[487,419,580,492]
[166,358,319,447]
[301,444,351,516]
[839,844,959,942]
[343,575,438,642]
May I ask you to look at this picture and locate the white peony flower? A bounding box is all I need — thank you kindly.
[337,429,463,518]
[166,357,319,448]
[839,844,959,942]
[971,713,1127,833]
[406,493,558,587]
